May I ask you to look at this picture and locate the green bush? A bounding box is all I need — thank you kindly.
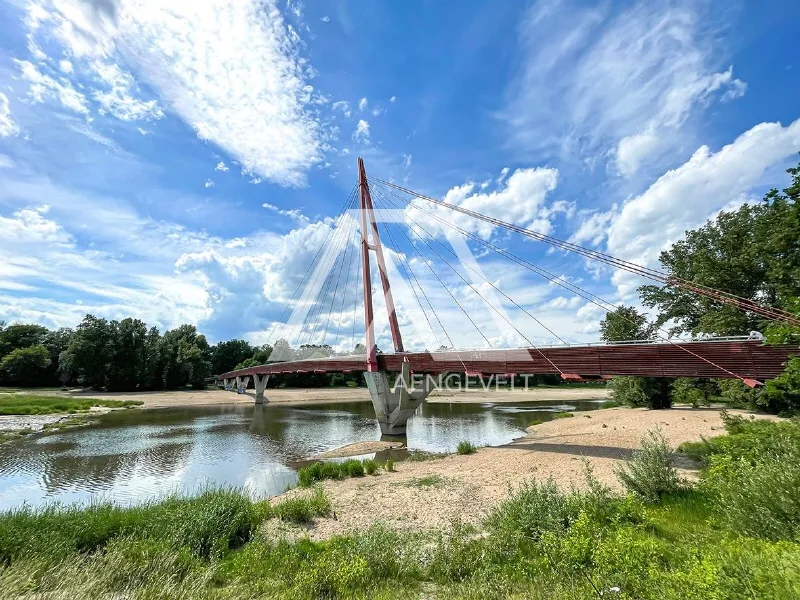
[761,355,800,416]
[552,411,573,419]
[717,378,762,409]
[486,478,577,540]
[670,378,717,407]
[610,376,673,409]
[341,459,364,477]
[385,458,395,472]
[297,459,365,487]
[614,430,681,502]
[696,417,800,541]
[362,458,378,475]
[273,487,331,524]
[456,441,477,455]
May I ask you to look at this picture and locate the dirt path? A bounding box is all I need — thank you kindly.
[21,386,609,408]
[276,407,779,539]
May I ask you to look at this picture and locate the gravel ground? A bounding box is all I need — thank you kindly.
[273,406,779,539]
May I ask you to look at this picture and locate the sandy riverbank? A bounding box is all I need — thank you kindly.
[53,385,610,408]
[274,406,779,539]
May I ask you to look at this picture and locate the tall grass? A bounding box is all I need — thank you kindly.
[272,487,331,523]
[456,440,477,455]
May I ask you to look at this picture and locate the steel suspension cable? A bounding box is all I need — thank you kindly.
[371,180,751,382]
[374,178,800,327]
[333,225,359,350]
[322,221,357,347]
[374,185,568,345]
[264,184,359,351]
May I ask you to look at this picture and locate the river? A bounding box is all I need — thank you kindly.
[0,398,604,509]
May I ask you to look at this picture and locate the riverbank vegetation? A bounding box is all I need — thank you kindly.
[0,393,142,415]
[1,417,798,598]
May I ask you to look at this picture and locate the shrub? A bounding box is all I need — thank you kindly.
[610,376,672,409]
[362,459,378,475]
[385,458,395,472]
[273,487,331,524]
[456,441,477,455]
[341,459,365,477]
[670,378,717,407]
[614,430,681,502]
[761,355,800,416]
[486,478,577,540]
[717,378,761,409]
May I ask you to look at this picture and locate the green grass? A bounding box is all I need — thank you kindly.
[2,420,800,598]
[0,394,142,415]
[552,411,574,419]
[272,487,331,523]
[407,449,449,461]
[456,440,478,455]
[297,458,387,487]
[403,475,447,489]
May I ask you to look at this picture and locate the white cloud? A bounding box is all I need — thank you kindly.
[204,179,214,188]
[506,0,747,175]
[58,59,73,73]
[215,161,229,172]
[262,202,309,224]
[389,96,396,103]
[405,166,560,241]
[0,155,15,169]
[496,166,509,184]
[90,61,164,121]
[0,93,19,137]
[569,207,615,246]
[605,119,800,294]
[26,0,324,186]
[353,119,370,143]
[358,97,368,111]
[321,15,330,22]
[402,153,412,170]
[15,59,90,114]
[372,106,384,117]
[332,100,351,118]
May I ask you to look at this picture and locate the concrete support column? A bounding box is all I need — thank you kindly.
[222,378,230,390]
[364,360,433,435]
[254,374,270,404]
[234,376,242,392]
[239,376,251,394]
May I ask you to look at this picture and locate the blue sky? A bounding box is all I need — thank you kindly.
[0,0,799,351]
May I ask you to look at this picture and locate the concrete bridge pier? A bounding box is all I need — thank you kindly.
[233,376,242,391]
[364,360,433,435]
[222,377,231,390]
[254,374,270,404]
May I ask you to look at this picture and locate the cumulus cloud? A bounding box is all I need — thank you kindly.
[405,166,560,241]
[215,161,229,172]
[332,100,351,118]
[262,202,309,224]
[604,118,800,295]
[353,119,370,143]
[25,0,324,186]
[505,0,747,175]
[90,61,164,121]
[358,97,368,111]
[204,179,214,188]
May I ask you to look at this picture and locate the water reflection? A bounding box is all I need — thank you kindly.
[0,398,602,509]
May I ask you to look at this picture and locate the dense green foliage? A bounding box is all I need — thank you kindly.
[0,394,141,415]
[0,345,51,387]
[614,430,682,502]
[3,421,799,598]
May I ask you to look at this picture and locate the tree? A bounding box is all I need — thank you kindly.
[65,315,112,389]
[0,324,49,357]
[210,339,254,375]
[599,306,654,342]
[639,159,800,336]
[57,350,74,389]
[0,345,52,386]
[600,306,671,408]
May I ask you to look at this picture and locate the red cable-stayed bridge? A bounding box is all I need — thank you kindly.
[218,158,798,434]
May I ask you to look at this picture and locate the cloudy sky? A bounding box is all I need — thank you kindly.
[1,0,799,352]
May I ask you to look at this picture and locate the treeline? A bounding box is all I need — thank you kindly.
[601,158,800,414]
[0,316,368,391]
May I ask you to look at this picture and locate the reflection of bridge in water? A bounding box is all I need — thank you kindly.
[219,158,798,435]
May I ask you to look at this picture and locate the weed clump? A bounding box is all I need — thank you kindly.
[552,412,574,420]
[456,440,477,455]
[362,459,378,475]
[614,429,681,502]
[272,487,331,524]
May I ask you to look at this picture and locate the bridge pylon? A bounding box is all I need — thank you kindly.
[358,158,430,434]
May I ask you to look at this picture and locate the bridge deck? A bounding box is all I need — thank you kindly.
[219,340,796,381]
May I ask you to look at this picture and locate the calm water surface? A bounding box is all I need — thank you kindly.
[0,399,603,509]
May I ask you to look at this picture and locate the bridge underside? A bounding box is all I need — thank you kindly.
[219,340,795,382]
